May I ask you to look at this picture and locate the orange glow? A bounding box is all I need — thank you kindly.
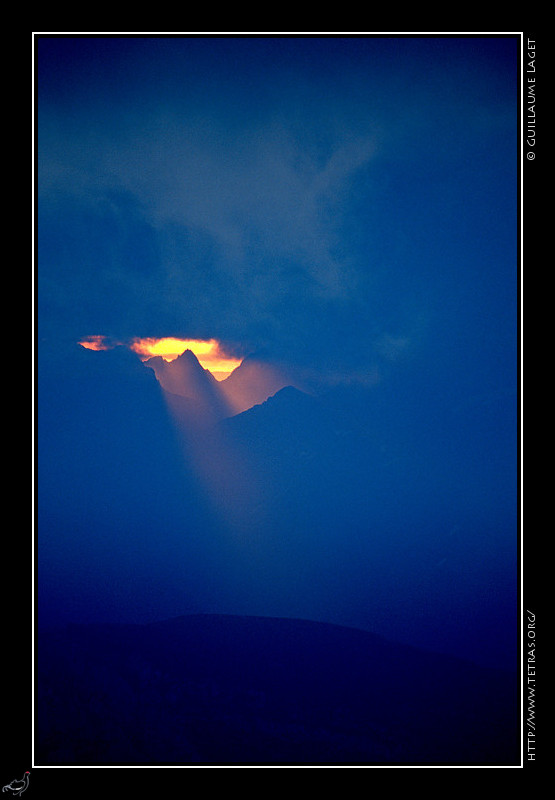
[130,337,211,361]
[130,337,242,380]
[78,335,112,351]
[78,335,243,380]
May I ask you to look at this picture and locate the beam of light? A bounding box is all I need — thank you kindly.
[76,334,276,533]
[129,337,243,380]
[162,388,271,538]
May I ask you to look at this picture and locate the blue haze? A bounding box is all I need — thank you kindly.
[37,36,518,673]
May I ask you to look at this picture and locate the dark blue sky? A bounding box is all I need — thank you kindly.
[36,35,519,671]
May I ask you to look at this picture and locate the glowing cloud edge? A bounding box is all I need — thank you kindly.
[78,336,243,380]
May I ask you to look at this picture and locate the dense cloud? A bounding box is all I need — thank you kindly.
[38,37,517,386]
[39,118,377,369]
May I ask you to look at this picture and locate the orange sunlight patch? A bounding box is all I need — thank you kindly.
[78,336,243,379]
[78,335,112,352]
[130,337,212,361]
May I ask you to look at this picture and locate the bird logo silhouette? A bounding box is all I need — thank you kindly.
[2,773,30,796]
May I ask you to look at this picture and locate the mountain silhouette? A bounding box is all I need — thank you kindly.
[217,384,375,519]
[37,343,518,678]
[145,349,233,425]
[218,355,293,414]
[143,349,298,425]
[36,613,519,765]
[212,381,517,672]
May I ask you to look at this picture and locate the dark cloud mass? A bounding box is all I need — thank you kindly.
[39,121,377,370]
[38,36,517,387]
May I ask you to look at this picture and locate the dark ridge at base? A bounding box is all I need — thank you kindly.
[36,614,519,766]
